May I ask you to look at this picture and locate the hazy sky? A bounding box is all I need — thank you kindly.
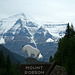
[0,0,75,24]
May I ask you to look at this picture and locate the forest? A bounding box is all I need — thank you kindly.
[0,50,21,75]
[50,23,75,75]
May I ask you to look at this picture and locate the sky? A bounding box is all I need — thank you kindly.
[0,0,75,25]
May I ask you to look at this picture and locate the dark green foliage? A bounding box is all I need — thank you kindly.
[0,51,21,75]
[6,55,11,70]
[0,68,7,75]
[53,23,75,75]
[49,56,54,63]
[65,23,71,38]
[70,24,75,37]
[6,55,11,75]
[0,50,5,68]
[0,44,26,64]
[65,23,75,38]
[9,64,21,75]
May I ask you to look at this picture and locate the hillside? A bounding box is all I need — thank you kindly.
[0,44,26,64]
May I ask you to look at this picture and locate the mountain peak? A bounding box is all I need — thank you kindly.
[38,26,45,32]
[19,13,25,16]
[14,18,22,25]
[17,13,27,19]
[8,13,27,20]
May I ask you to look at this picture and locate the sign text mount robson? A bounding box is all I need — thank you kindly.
[20,58,56,75]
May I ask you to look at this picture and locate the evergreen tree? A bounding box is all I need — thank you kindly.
[65,23,71,38]
[0,51,21,75]
[0,50,5,68]
[6,55,11,75]
[70,24,75,37]
[65,23,75,38]
[49,56,53,63]
[54,23,75,75]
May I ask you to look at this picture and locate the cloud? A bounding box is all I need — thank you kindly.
[0,0,75,25]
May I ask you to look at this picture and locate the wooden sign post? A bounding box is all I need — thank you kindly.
[20,61,56,75]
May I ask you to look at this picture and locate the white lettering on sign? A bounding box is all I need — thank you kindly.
[24,71,44,74]
[25,66,43,70]
[24,66,44,74]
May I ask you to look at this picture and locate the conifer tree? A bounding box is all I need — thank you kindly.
[0,50,5,68]
[70,23,75,37]
[6,55,11,70]
[54,23,75,75]
[65,23,75,38]
[49,56,53,63]
[6,55,11,75]
[65,23,71,38]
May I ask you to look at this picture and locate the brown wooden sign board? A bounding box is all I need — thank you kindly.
[20,61,56,75]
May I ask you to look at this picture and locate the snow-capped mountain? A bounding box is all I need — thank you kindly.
[43,23,67,38]
[0,13,68,61]
[34,26,53,43]
[3,18,32,43]
[0,13,38,44]
[0,13,26,34]
[0,13,67,44]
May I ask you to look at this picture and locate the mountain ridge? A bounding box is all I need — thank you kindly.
[0,13,67,62]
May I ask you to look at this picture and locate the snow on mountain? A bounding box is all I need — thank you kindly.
[43,23,67,38]
[0,37,5,44]
[3,18,33,43]
[26,21,38,35]
[46,38,54,42]
[34,26,53,43]
[0,13,68,62]
[0,13,38,44]
[0,13,68,44]
[0,13,27,34]
[0,13,27,44]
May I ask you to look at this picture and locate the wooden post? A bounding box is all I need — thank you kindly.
[45,61,57,75]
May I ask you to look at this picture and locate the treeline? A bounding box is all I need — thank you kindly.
[0,50,21,75]
[49,23,75,75]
